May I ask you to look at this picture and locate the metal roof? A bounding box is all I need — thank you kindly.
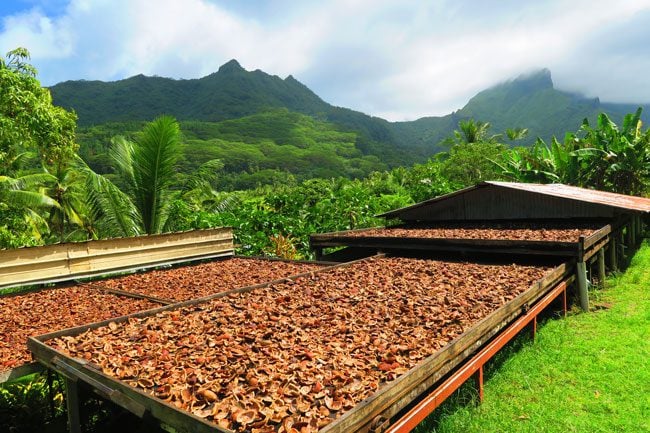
[379,181,650,218]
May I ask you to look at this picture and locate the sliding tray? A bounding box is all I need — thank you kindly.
[28,256,569,433]
[310,223,611,262]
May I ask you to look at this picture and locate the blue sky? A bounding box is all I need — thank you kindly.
[1,0,649,120]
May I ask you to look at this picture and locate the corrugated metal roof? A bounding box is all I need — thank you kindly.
[379,181,650,219]
[485,181,650,212]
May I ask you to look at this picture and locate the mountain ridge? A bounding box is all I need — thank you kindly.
[50,62,649,159]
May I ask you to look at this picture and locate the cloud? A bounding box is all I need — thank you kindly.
[1,0,649,120]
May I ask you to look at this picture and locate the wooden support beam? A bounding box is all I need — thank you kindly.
[65,377,81,433]
[608,237,618,272]
[576,261,589,312]
[619,230,626,265]
[597,248,606,288]
[626,222,634,249]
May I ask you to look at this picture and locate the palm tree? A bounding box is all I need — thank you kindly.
[115,115,182,233]
[84,115,182,235]
[505,127,529,142]
[0,171,58,243]
[42,159,93,242]
[85,115,230,238]
[446,119,501,145]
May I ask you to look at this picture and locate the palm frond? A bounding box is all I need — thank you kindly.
[131,116,182,234]
[84,168,141,238]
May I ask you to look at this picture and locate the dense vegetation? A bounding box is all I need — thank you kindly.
[2,48,650,259]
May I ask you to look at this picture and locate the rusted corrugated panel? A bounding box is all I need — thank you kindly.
[487,182,650,212]
[379,182,650,221]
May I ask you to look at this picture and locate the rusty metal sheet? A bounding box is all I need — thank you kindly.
[379,182,650,220]
[486,181,650,213]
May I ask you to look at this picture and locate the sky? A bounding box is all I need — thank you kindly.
[1,0,649,121]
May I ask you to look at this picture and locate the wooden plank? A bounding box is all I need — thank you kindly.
[0,228,234,289]
[310,236,580,258]
[583,224,611,249]
[583,237,610,262]
[29,341,226,433]
[0,362,44,384]
[320,262,570,433]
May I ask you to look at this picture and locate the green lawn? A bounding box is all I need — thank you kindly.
[417,241,650,433]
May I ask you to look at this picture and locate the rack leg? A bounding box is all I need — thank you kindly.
[474,365,484,403]
[65,377,81,433]
[530,316,537,341]
[597,249,606,288]
[608,237,618,272]
[47,370,56,420]
[576,261,589,312]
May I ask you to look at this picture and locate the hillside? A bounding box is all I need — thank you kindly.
[76,109,389,190]
[51,62,649,164]
[51,60,412,165]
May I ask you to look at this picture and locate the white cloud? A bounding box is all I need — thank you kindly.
[1,0,649,120]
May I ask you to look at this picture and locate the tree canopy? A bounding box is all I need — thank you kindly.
[0,48,77,173]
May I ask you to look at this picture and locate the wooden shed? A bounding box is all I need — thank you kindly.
[378,181,650,223]
[311,182,650,267]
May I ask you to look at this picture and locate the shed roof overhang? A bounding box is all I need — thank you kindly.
[378,181,650,220]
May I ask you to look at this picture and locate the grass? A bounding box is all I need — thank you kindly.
[416,241,650,433]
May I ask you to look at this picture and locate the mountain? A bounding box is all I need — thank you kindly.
[50,63,649,162]
[50,60,408,164]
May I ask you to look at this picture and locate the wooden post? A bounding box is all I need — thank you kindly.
[597,248,606,288]
[608,237,618,272]
[619,230,626,265]
[626,222,634,249]
[631,219,637,247]
[576,261,589,312]
[65,377,81,433]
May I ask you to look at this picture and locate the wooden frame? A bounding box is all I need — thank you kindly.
[1,255,334,384]
[28,256,569,433]
[311,224,612,263]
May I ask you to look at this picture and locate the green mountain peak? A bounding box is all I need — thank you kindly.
[217,59,245,74]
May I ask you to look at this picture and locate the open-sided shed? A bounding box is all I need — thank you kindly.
[312,182,650,262]
[378,181,650,222]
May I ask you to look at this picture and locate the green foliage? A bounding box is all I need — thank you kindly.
[174,165,451,258]
[497,108,650,195]
[0,373,65,432]
[440,142,506,188]
[0,203,41,248]
[78,110,389,188]
[0,48,77,172]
